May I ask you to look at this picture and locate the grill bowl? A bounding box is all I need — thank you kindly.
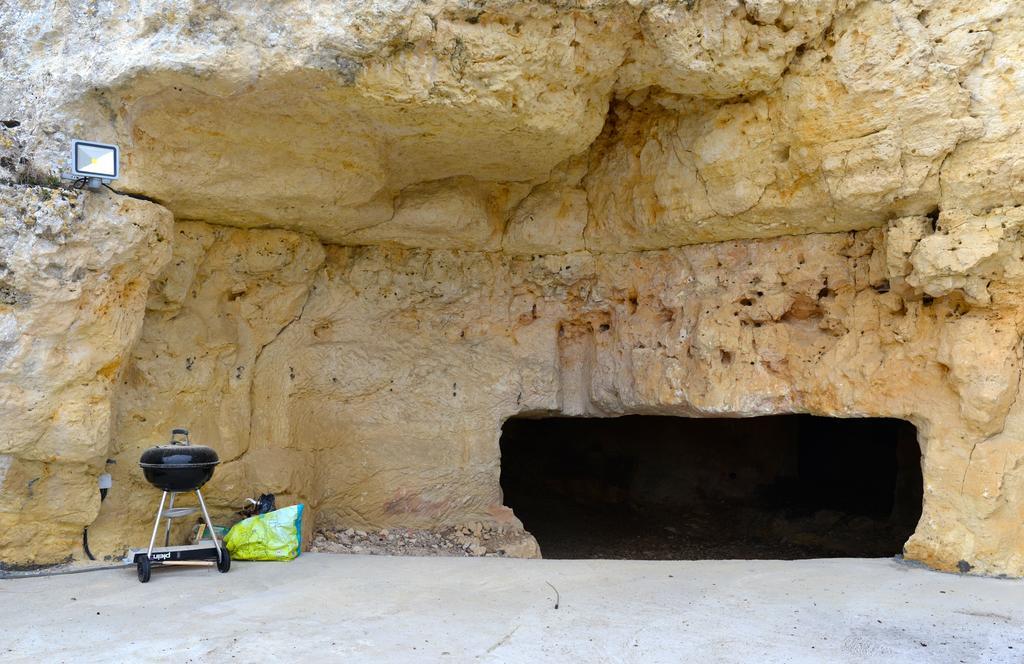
[139,444,219,492]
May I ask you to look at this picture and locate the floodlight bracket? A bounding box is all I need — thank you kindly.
[60,173,113,191]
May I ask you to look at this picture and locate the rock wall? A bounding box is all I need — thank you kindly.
[4,1,1016,248]
[1,0,1023,574]
[82,212,1022,575]
[0,178,171,565]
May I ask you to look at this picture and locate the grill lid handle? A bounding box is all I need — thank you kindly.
[170,428,191,445]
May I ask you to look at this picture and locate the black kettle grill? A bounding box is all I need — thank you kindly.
[129,429,230,582]
[139,431,219,491]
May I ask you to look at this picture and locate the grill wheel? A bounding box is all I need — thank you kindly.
[137,555,151,583]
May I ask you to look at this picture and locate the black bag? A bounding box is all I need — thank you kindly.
[239,493,276,517]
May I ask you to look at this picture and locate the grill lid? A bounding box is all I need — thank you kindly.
[139,428,219,468]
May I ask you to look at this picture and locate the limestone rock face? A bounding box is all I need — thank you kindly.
[936,3,1024,214]
[2,1,1015,249]
[904,207,1024,305]
[2,0,1024,575]
[585,0,987,250]
[616,0,856,98]
[75,218,1023,576]
[85,222,325,555]
[1,1,633,239]
[0,183,171,564]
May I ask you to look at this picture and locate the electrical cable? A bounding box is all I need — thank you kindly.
[0,563,132,580]
[89,180,159,204]
[82,482,110,562]
[82,527,96,561]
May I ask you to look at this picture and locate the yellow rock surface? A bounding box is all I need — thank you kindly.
[1,1,1023,574]
[0,184,171,565]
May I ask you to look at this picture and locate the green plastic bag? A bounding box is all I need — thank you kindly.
[225,504,304,561]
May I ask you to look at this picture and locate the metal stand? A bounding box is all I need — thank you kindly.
[132,488,229,583]
[146,489,223,558]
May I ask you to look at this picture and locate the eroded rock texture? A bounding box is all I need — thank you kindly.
[2,0,1024,574]
[0,181,171,563]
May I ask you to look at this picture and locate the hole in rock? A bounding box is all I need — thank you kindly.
[500,415,921,560]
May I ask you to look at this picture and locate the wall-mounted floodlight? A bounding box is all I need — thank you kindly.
[66,139,119,191]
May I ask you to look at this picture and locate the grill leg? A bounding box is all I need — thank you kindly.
[163,492,177,547]
[147,491,168,557]
[195,489,223,562]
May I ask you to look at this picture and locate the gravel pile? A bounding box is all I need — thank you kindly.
[311,522,536,558]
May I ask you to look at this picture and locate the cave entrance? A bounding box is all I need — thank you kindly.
[499,415,922,560]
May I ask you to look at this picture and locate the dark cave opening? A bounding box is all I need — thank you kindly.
[499,415,922,560]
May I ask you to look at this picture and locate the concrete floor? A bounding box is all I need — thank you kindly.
[1,555,1022,663]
